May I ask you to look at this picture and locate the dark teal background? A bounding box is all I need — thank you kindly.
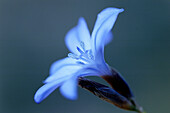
[0,0,169,113]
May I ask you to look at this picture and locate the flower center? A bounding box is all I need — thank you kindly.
[68,41,94,64]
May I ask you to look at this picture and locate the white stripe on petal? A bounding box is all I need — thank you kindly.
[44,65,82,83]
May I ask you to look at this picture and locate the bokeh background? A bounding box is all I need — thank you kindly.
[0,0,169,113]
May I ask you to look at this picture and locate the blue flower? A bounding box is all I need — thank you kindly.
[34,7,124,103]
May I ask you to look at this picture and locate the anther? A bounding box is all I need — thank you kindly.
[80,41,85,51]
[77,47,84,54]
[68,53,79,59]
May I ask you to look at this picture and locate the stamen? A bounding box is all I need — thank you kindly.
[86,50,94,60]
[77,47,84,54]
[76,61,85,65]
[68,41,94,64]
[79,55,91,63]
[80,41,85,51]
[68,53,79,59]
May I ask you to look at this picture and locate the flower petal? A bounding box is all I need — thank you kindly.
[76,64,111,77]
[78,65,103,77]
[91,7,124,56]
[77,17,91,50]
[94,31,113,66]
[104,31,113,46]
[49,57,77,75]
[65,17,91,54]
[60,76,78,100]
[34,77,66,103]
[44,64,82,83]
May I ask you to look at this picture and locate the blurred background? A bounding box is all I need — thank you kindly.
[0,0,170,113]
